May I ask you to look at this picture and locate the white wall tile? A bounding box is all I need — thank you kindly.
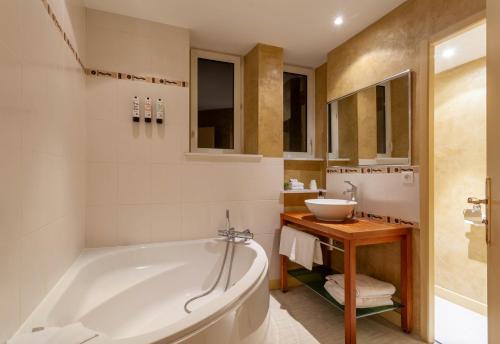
[181,203,213,240]
[116,121,152,163]
[151,164,181,204]
[118,163,151,204]
[86,206,117,248]
[0,238,21,341]
[87,118,117,163]
[180,163,217,203]
[117,205,152,245]
[88,163,117,206]
[151,204,182,242]
[254,232,281,280]
[86,77,117,121]
[327,172,420,222]
[0,1,86,342]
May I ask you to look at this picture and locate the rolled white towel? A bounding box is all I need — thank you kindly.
[325,274,396,298]
[324,281,394,308]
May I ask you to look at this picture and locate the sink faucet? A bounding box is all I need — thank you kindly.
[217,210,254,241]
[343,181,357,202]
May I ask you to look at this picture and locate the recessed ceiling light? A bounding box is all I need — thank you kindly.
[333,16,344,26]
[442,48,456,58]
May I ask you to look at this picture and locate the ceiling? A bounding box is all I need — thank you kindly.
[435,23,486,74]
[83,0,406,68]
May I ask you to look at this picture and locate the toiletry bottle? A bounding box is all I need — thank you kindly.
[132,96,140,122]
[318,191,325,199]
[144,97,152,123]
[156,98,164,124]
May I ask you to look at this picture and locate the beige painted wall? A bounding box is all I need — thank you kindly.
[434,58,486,310]
[325,0,485,336]
[315,63,327,159]
[357,87,377,159]
[243,44,284,157]
[0,0,87,341]
[487,0,500,341]
[391,77,410,158]
[338,95,359,164]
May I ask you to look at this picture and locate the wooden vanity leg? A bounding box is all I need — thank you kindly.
[344,240,357,344]
[401,232,413,333]
[280,255,288,292]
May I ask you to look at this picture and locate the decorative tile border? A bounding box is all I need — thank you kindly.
[40,0,188,88]
[40,0,85,69]
[355,211,419,229]
[327,166,420,174]
[85,69,188,88]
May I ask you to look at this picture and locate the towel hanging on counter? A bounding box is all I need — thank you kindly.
[279,225,323,270]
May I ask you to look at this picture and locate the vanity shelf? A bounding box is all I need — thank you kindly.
[288,266,403,319]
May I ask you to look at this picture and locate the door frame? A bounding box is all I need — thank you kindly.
[426,11,486,343]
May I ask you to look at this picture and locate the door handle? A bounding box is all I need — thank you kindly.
[467,177,492,244]
[467,197,488,205]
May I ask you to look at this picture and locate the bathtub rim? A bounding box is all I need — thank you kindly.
[11,238,269,344]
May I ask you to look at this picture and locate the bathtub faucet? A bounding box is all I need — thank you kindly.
[217,210,254,242]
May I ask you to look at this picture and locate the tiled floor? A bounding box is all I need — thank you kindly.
[269,286,423,344]
[434,296,487,344]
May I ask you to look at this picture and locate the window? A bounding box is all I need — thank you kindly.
[190,50,241,153]
[283,66,315,158]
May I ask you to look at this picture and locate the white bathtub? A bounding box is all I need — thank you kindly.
[12,239,270,344]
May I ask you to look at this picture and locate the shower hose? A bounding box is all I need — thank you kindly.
[183,237,236,314]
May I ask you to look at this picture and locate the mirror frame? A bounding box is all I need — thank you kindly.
[325,69,412,167]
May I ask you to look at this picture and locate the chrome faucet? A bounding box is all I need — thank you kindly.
[217,210,254,241]
[343,181,358,202]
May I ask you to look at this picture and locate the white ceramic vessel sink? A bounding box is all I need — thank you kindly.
[305,199,357,222]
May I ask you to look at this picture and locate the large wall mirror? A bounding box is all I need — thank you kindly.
[327,70,412,167]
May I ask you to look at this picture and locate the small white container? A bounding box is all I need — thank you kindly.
[309,179,318,190]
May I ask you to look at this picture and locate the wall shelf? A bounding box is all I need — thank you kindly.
[184,152,263,162]
[281,189,326,194]
[288,266,403,319]
[284,157,325,161]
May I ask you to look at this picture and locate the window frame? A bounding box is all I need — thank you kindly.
[283,65,315,159]
[190,49,242,154]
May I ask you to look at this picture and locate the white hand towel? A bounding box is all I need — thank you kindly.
[8,323,105,344]
[325,274,396,298]
[324,281,394,308]
[279,226,323,270]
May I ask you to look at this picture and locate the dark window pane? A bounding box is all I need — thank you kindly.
[197,58,234,149]
[376,85,386,154]
[283,72,307,152]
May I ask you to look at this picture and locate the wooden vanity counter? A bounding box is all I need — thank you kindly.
[280,212,413,344]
